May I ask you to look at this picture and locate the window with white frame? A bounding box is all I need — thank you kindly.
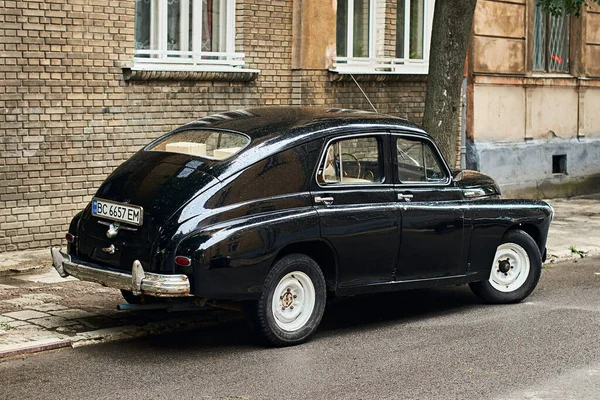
[133,0,248,71]
[334,0,435,74]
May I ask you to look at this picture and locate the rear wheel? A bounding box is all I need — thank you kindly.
[469,230,542,304]
[246,254,326,347]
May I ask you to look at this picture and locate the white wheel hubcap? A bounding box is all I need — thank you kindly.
[489,242,530,293]
[271,271,316,332]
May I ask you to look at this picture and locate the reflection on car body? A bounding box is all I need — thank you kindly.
[51,107,553,346]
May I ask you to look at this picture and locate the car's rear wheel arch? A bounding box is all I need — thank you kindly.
[273,241,338,293]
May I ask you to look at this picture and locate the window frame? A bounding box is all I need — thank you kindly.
[332,0,435,75]
[132,0,255,73]
[531,1,571,74]
[392,133,452,187]
[315,132,389,189]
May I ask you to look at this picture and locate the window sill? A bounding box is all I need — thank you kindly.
[328,70,428,83]
[121,62,259,82]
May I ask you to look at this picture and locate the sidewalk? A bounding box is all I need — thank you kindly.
[1,194,599,358]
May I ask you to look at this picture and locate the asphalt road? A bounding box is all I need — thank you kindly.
[1,257,599,400]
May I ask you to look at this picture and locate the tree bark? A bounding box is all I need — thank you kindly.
[423,0,477,169]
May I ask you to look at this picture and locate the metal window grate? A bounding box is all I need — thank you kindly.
[533,2,569,72]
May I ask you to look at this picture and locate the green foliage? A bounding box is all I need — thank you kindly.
[569,245,588,257]
[536,0,600,17]
[0,322,16,331]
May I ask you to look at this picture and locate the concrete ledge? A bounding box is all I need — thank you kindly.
[328,72,428,83]
[122,68,259,82]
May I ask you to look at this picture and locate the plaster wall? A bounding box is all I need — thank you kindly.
[584,89,600,138]
[472,0,526,75]
[471,138,600,198]
[528,87,578,139]
[472,85,525,142]
[585,4,600,77]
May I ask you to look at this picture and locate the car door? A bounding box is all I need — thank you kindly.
[392,133,467,281]
[311,132,399,290]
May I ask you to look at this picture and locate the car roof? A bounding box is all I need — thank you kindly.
[179,106,430,145]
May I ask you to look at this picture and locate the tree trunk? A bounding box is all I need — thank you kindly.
[423,0,477,169]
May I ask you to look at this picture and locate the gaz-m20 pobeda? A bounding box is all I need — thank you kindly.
[51,107,553,346]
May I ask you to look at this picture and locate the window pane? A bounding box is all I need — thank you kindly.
[353,0,370,58]
[424,145,446,181]
[548,12,569,72]
[148,129,250,160]
[337,0,348,57]
[134,0,151,53]
[319,137,382,184]
[533,4,546,71]
[395,0,405,58]
[167,0,182,51]
[397,138,425,182]
[409,0,424,59]
[202,0,224,52]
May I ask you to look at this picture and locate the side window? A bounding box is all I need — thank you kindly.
[396,137,447,183]
[318,136,383,185]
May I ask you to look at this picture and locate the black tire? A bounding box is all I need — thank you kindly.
[246,254,326,347]
[469,230,542,304]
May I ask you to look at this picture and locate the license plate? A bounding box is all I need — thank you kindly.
[91,198,143,226]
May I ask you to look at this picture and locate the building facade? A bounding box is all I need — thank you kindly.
[0,0,598,252]
[468,0,600,198]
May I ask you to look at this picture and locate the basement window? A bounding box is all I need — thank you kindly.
[552,154,567,174]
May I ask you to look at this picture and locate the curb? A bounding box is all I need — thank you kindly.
[0,313,244,360]
[0,338,72,359]
[546,249,600,265]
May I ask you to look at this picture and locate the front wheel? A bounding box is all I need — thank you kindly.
[246,254,326,347]
[469,230,542,304]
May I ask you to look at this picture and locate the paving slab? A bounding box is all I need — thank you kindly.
[3,310,50,321]
[48,309,96,320]
[28,316,79,329]
[0,284,17,290]
[0,316,16,324]
[15,268,77,284]
[26,303,68,312]
[545,195,600,263]
[1,297,45,307]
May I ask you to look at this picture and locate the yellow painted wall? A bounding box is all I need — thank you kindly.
[473,85,525,142]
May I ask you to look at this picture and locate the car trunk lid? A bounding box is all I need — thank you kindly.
[77,151,219,271]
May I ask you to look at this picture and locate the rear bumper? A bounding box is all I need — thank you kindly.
[50,247,190,297]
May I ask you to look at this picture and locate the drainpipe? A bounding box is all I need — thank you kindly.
[460,76,467,170]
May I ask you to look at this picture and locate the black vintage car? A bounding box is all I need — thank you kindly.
[51,107,553,346]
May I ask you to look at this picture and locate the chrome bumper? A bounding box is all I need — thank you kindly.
[50,247,190,297]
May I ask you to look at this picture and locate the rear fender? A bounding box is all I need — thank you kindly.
[177,208,321,300]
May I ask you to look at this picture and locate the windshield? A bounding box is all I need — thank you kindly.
[147,129,250,160]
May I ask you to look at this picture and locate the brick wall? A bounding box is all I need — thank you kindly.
[0,0,427,252]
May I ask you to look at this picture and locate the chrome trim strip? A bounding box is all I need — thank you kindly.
[50,247,190,297]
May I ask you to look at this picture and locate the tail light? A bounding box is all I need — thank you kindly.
[174,256,191,267]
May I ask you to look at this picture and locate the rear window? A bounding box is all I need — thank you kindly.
[147,129,250,160]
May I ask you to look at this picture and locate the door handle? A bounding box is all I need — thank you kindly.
[314,196,334,205]
[397,193,414,202]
